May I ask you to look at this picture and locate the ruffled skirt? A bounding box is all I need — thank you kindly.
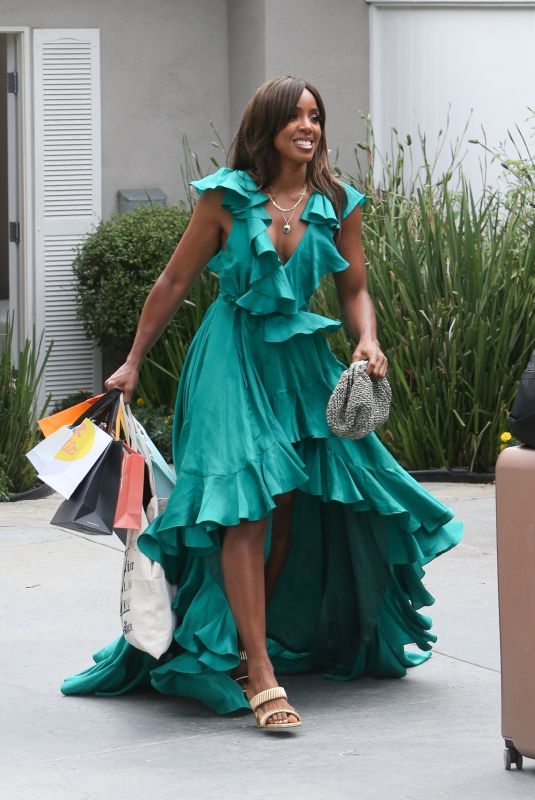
[61,298,462,714]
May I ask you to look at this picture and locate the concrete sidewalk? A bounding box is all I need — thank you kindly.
[1,483,532,800]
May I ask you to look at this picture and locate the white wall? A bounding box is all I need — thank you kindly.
[369,0,535,194]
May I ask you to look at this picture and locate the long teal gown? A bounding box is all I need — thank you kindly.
[61,168,463,715]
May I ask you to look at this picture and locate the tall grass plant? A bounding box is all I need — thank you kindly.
[315,114,535,471]
[0,315,52,495]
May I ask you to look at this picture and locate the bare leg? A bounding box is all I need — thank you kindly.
[265,490,296,606]
[235,489,296,678]
[221,515,298,725]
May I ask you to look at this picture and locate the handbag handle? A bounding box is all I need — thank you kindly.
[70,388,122,433]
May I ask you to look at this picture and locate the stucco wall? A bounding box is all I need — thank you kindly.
[228,0,370,180]
[1,0,369,218]
[0,0,230,217]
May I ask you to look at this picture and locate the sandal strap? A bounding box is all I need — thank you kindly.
[249,686,287,711]
[238,650,247,662]
[258,706,302,728]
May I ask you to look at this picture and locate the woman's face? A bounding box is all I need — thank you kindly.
[272,88,322,167]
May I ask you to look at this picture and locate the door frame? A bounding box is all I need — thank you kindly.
[1,27,33,349]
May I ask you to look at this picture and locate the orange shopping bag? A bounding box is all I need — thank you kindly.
[38,394,104,438]
[113,444,145,530]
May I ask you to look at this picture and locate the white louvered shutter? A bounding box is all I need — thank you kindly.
[33,29,101,403]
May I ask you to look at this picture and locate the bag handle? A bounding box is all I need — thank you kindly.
[70,389,127,439]
[70,388,122,429]
[115,394,133,446]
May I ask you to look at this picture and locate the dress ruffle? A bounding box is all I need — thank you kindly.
[61,168,462,716]
[191,168,354,342]
[61,431,461,712]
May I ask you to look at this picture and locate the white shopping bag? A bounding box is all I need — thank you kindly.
[26,418,113,499]
[120,502,177,659]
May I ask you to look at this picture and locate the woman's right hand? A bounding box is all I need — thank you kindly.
[104,362,139,404]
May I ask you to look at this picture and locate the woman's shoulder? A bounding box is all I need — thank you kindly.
[190,167,260,198]
[304,179,366,230]
[336,180,367,218]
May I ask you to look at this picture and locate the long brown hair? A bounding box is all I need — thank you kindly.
[228,76,346,223]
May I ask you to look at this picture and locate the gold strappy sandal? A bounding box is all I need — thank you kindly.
[249,687,302,731]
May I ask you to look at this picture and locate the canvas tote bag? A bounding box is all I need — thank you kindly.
[119,400,176,658]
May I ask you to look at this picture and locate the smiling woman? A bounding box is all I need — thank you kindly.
[61,76,463,734]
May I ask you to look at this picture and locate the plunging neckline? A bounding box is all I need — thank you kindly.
[262,191,315,267]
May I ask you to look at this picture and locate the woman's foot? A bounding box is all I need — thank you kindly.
[246,663,299,727]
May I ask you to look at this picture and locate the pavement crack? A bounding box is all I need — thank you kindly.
[433,648,500,673]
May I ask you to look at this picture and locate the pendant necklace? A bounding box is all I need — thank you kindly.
[267,183,307,234]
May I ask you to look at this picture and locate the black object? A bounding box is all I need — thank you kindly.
[50,440,123,535]
[508,348,535,447]
[71,388,122,431]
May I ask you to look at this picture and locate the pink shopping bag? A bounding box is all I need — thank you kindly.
[113,444,145,530]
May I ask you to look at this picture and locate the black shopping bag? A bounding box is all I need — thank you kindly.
[51,440,123,535]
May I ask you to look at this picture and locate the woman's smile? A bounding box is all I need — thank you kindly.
[293,138,314,152]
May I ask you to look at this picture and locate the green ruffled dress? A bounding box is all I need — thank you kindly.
[61,168,462,715]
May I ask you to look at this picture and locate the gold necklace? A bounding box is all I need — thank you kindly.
[267,183,307,234]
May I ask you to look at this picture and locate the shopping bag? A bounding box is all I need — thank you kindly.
[38,394,103,438]
[113,444,145,530]
[27,418,113,499]
[50,440,124,535]
[120,504,177,658]
[126,413,175,504]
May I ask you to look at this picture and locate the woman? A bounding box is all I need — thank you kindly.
[62,76,462,731]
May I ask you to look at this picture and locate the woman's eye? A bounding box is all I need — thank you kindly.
[311,115,321,124]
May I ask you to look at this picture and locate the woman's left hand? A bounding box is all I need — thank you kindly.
[352,339,388,380]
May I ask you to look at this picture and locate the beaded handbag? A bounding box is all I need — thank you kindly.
[326,360,391,440]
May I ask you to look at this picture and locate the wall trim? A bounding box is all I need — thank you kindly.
[0,26,33,341]
[366,1,535,7]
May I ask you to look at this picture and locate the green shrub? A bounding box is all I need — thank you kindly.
[72,202,222,410]
[0,314,52,495]
[52,389,93,413]
[132,402,174,463]
[73,204,192,354]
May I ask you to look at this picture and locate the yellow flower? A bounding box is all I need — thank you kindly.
[499,443,508,452]
[136,397,145,407]
[500,431,512,443]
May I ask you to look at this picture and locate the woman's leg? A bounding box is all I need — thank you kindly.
[221,512,298,725]
[265,489,296,605]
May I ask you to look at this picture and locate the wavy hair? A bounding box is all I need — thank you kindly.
[228,76,346,223]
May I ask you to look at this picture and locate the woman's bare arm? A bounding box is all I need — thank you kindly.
[105,189,226,400]
[333,205,388,379]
